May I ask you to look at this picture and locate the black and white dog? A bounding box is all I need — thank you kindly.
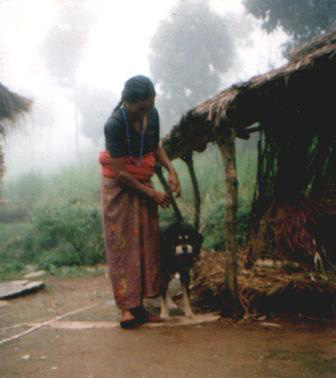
[159,221,203,319]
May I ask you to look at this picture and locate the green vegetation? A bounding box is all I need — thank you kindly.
[0,141,257,279]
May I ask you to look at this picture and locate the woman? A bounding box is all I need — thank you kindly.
[99,75,180,329]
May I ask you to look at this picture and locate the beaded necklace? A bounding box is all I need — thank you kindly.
[122,108,147,166]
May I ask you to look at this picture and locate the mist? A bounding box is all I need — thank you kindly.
[0,0,288,178]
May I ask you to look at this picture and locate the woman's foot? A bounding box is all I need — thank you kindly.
[120,310,139,329]
[130,306,161,324]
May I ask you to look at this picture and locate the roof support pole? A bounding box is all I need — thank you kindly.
[216,132,239,317]
[181,152,201,231]
[0,145,3,199]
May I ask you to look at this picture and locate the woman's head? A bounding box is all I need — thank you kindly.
[122,75,155,104]
[115,75,156,119]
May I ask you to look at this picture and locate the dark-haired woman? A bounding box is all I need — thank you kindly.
[99,75,180,329]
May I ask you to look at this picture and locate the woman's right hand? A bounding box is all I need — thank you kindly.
[151,190,171,208]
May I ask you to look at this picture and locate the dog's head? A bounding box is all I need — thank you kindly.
[161,221,203,262]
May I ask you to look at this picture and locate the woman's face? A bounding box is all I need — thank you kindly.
[125,96,155,120]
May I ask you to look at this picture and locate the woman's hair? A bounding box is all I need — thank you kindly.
[113,75,156,112]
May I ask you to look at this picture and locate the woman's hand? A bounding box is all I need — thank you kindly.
[154,144,181,198]
[151,190,172,208]
[168,170,181,198]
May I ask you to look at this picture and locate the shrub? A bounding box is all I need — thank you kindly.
[31,200,105,267]
[0,201,105,272]
[37,245,82,271]
[0,260,25,276]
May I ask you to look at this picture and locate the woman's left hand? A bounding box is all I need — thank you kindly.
[168,170,181,197]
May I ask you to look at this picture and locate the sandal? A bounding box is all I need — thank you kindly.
[120,318,139,329]
[130,306,161,324]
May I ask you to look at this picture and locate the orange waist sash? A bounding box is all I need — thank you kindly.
[99,150,156,181]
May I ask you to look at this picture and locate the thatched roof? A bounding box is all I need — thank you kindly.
[0,83,32,188]
[163,28,336,159]
[0,83,32,134]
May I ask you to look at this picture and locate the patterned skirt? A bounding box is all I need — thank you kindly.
[101,177,160,310]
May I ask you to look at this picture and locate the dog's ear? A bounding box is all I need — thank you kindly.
[165,222,179,239]
[160,223,178,245]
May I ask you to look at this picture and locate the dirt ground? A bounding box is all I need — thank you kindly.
[1,272,336,378]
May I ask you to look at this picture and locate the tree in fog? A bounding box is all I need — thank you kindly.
[243,0,336,51]
[40,3,93,88]
[77,85,117,142]
[40,2,94,155]
[149,0,236,131]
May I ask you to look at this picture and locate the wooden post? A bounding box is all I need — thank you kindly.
[216,132,239,316]
[181,152,201,231]
[0,145,4,199]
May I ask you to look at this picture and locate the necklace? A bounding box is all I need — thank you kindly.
[122,108,147,166]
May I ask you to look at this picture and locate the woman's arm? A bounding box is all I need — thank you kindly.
[108,156,171,207]
[154,142,181,197]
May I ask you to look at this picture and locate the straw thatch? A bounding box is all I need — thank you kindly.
[192,250,336,318]
[0,83,32,191]
[0,83,31,125]
[162,27,336,159]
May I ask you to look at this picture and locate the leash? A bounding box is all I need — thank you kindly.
[155,152,201,231]
[155,164,183,222]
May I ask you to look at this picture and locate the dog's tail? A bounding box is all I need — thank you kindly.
[155,164,183,222]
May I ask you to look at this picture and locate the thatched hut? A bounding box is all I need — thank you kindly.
[0,83,32,193]
[162,27,336,159]
[162,28,336,317]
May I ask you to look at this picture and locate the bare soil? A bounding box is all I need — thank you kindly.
[1,272,336,378]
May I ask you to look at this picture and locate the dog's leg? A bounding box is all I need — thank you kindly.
[165,273,178,310]
[160,296,170,319]
[180,271,194,318]
[160,278,170,319]
[181,284,194,317]
[166,291,178,310]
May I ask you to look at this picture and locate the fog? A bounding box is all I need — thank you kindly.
[0,0,288,178]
